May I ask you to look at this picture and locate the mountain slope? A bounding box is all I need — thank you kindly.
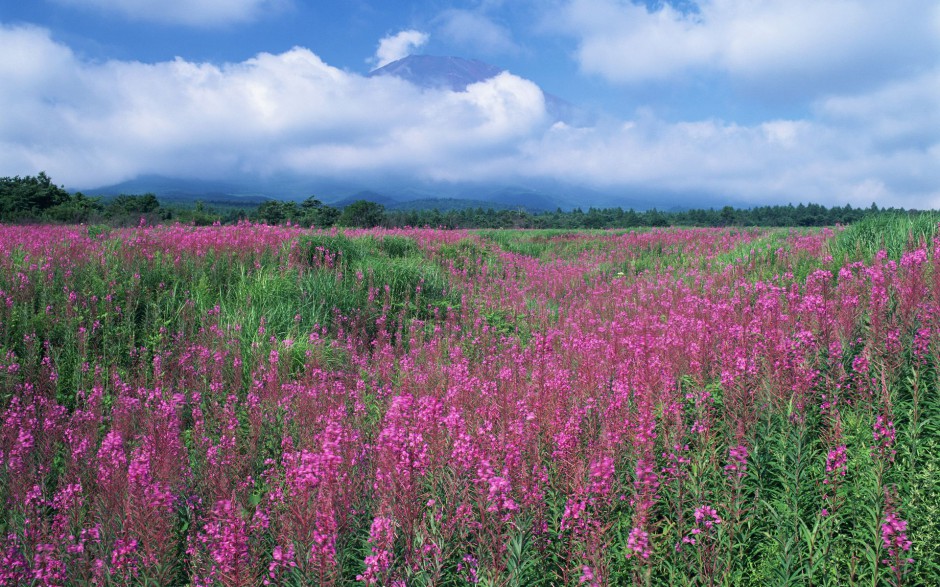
[369,55,503,91]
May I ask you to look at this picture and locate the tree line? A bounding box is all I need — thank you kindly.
[0,172,920,229]
[0,173,171,226]
[380,202,883,229]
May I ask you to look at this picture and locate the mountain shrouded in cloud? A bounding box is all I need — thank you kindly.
[371,30,430,68]
[0,24,549,188]
[0,0,938,209]
[369,55,504,91]
[369,55,581,125]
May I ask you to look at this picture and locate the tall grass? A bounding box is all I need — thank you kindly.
[830,212,940,264]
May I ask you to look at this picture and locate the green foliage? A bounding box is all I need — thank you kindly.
[300,196,341,227]
[100,193,171,226]
[338,199,386,228]
[255,199,296,224]
[0,172,931,232]
[298,232,370,266]
[386,201,886,230]
[107,193,160,215]
[0,172,71,221]
[44,192,105,223]
[294,232,457,335]
[480,230,553,258]
[436,237,497,277]
[252,197,343,227]
[830,211,940,264]
[379,235,421,258]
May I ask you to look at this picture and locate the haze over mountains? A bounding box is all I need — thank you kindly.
[87,55,727,212]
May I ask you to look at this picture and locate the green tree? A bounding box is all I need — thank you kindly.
[254,200,297,224]
[719,205,737,226]
[44,192,104,223]
[0,172,71,221]
[108,193,160,216]
[299,196,340,227]
[337,200,385,228]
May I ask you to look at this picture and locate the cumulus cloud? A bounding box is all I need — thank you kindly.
[0,23,546,187]
[50,0,286,26]
[371,30,430,69]
[558,0,939,96]
[0,22,936,208]
[436,9,520,56]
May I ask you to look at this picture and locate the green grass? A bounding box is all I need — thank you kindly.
[830,212,940,264]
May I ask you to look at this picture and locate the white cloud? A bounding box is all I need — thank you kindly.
[816,70,940,152]
[516,93,939,207]
[436,9,520,56]
[51,0,286,26]
[0,23,546,187]
[0,22,937,208]
[371,30,430,69]
[559,0,939,96]
[282,72,548,180]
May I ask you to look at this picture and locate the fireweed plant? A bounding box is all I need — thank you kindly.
[0,217,939,586]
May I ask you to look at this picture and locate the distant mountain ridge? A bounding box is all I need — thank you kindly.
[83,177,561,212]
[81,173,737,213]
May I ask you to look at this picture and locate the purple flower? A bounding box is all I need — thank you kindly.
[626,527,651,560]
[724,444,749,479]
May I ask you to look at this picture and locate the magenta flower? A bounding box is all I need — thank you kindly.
[357,516,395,585]
[724,444,749,479]
[824,445,848,484]
[626,527,651,560]
[694,505,722,529]
[881,510,913,568]
[872,415,897,461]
[579,564,598,586]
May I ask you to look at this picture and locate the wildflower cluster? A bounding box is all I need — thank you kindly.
[0,223,936,584]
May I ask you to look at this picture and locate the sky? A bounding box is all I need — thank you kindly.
[1,0,938,208]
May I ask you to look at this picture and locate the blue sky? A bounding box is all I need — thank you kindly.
[1,0,938,207]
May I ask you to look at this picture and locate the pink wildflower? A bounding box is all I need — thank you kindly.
[881,510,913,566]
[873,415,897,461]
[824,445,848,485]
[724,444,749,479]
[357,516,395,585]
[695,505,722,529]
[626,527,651,560]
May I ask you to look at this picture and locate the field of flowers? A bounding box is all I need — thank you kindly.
[1,217,939,586]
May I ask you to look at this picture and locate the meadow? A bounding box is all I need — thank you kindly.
[1,216,939,586]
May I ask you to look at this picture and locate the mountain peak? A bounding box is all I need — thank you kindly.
[370,54,584,125]
[368,55,504,91]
